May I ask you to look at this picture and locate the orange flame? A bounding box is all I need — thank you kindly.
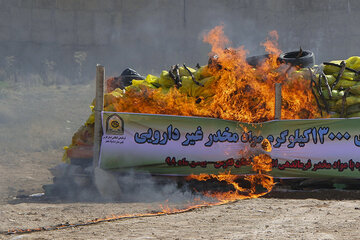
[113,26,318,123]
[203,25,232,56]
[6,26,322,236]
[186,153,274,202]
[109,25,316,202]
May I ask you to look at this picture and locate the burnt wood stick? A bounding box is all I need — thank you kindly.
[169,65,181,88]
[308,68,323,116]
[323,62,359,75]
[168,67,176,81]
[321,73,332,99]
[168,70,176,82]
[295,46,303,59]
[311,84,323,117]
[174,64,182,88]
[331,61,346,90]
[183,64,204,86]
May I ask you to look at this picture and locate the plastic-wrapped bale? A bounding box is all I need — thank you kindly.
[62,65,216,163]
[312,56,360,117]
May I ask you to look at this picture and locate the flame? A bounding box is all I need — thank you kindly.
[261,139,272,152]
[3,196,248,235]
[203,25,231,56]
[186,153,274,202]
[4,156,274,235]
[252,154,273,173]
[109,25,312,202]
[26,25,320,236]
[113,26,318,123]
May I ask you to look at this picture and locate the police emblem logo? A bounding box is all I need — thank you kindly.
[106,114,124,135]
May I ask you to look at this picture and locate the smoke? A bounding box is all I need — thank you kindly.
[50,166,201,204]
[114,171,196,203]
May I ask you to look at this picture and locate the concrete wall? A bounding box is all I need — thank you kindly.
[0,0,359,83]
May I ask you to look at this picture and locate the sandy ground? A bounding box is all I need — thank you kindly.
[1,85,360,239]
[2,190,360,240]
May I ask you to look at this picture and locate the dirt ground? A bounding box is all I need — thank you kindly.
[1,85,360,240]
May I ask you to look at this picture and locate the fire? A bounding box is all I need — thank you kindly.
[186,153,274,202]
[252,154,273,173]
[113,26,318,122]
[203,26,317,122]
[4,155,274,235]
[261,138,272,152]
[5,26,321,236]
[110,25,313,201]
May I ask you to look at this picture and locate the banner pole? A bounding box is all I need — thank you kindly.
[275,83,282,120]
[93,64,105,169]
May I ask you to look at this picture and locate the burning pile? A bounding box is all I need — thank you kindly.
[107,28,318,122]
[60,26,325,207]
[7,27,326,236]
[64,26,319,162]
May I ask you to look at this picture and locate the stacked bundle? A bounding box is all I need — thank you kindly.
[125,65,215,99]
[63,64,216,162]
[312,56,360,117]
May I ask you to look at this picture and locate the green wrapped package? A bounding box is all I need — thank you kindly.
[319,75,336,87]
[323,60,343,75]
[346,104,360,115]
[349,84,360,95]
[319,88,344,100]
[348,112,360,118]
[332,79,358,89]
[333,71,357,81]
[335,96,360,109]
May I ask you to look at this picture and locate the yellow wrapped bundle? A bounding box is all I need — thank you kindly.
[159,71,175,88]
[145,74,160,88]
[194,66,213,80]
[104,88,124,106]
[63,64,219,163]
[194,76,215,98]
[179,76,193,96]
[346,56,360,71]
[178,66,196,77]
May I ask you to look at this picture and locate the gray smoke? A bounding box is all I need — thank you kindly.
[114,171,196,203]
